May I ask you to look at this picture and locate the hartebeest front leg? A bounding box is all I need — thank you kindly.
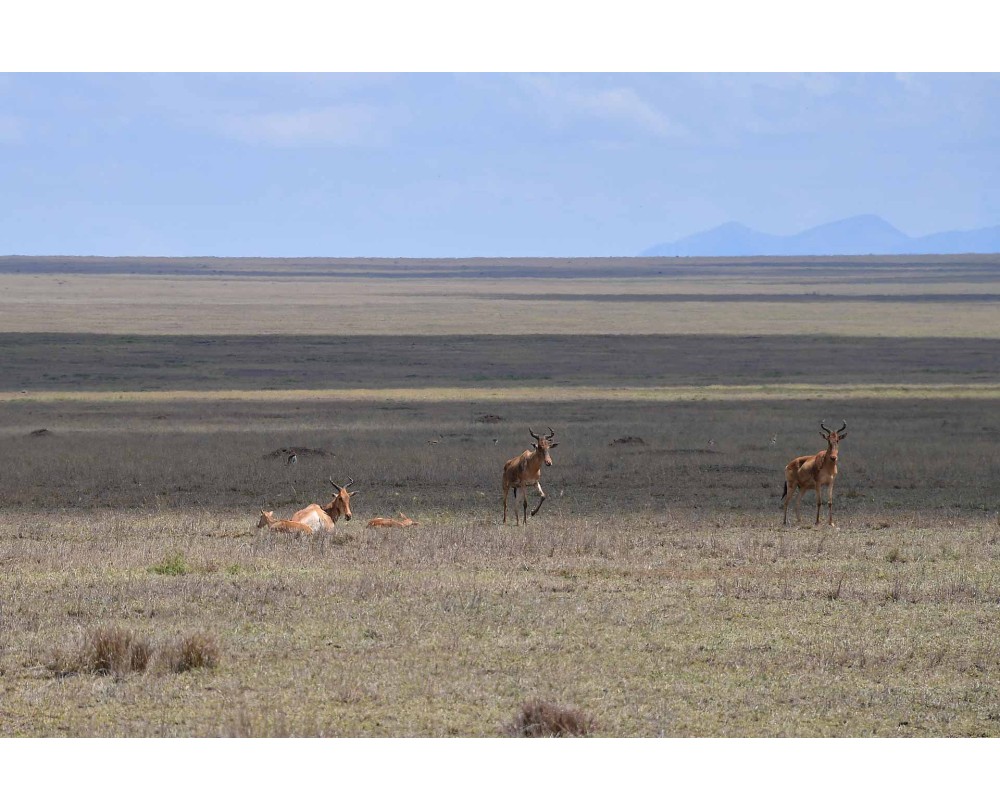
[815,482,823,525]
[827,482,835,526]
[530,481,546,517]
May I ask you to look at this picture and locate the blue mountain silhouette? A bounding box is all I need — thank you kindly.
[641,215,1000,257]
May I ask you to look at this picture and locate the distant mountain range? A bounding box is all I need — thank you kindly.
[640,215,1000,257]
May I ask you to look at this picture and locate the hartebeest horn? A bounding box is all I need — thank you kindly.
[838,421,847,434]
[545,426,556,439]
[820,421,831,436]
[529,428,541,440]
[330,476,355,491]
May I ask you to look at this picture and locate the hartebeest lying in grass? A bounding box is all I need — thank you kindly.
[783,421,847,527]
[291,476,357,532]
[367,512,419,529]
[502,427,558,525]
[257,510,314,536]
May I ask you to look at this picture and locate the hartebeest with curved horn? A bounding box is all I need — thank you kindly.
[502,427,558,525]
[291,476,357,532]
[782,421,848,527]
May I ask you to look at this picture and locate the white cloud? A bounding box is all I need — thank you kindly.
[520,75,687,139]
[571,86,685,137]
[211,104,391,148]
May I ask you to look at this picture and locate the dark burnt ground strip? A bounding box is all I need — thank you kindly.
[2,255,998,282]
[3,333,1000,392]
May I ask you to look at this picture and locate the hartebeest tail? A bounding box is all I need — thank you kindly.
[502,427,559,525]
[291,476,358,532]
[257,510,314,536]
[367,512,419,529]
[782,421,847,527]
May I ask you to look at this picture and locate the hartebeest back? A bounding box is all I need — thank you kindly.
[502,427,558,525]
[367,512,419,529]
[782,421,847,527]
[291,476,358,532]
[257,509,314,536]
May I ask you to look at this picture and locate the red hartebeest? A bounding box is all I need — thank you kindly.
[367,512,419,529]
[782,421,847,527]
[502,427,558,525]
[256,509,314,536]
[291,476,357,532]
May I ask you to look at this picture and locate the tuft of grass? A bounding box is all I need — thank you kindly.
[149,551,188,576]
[163,632,221,673]
[887,547,906,563]
[49,626,153,678]
[504,700,594,738]
[825,573,846,600]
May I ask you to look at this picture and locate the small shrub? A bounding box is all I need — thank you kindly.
[49,626,152,678]
[886,547,906,563]
[505,700,594,737]
[163,632,221,673]
[149,552,188,576]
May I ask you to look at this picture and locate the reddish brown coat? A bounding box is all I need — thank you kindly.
[782,422,847,526]
[502,428,558,525]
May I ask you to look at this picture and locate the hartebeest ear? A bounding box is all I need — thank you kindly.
[549,442,559,448]
[349,490,358,497]
[837,431,847,440]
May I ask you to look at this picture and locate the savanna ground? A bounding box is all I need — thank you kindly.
[1,255,999,737]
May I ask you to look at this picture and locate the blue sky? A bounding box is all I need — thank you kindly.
[1,73,998,256]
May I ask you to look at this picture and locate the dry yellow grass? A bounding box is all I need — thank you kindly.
[2,254,998,737]
[1,253,999,337]
[1,395,998,736]
[4,383,1000,405]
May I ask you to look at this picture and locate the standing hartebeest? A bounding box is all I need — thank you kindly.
[256,509,314,536]
[367,512,419,529]
[782,421,847,527]
[502,427,558,525]
[291,476,357,532]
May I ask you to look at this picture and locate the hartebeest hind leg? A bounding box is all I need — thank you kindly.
[783,480,802,527]
[530,482,546,517]
[792,487,805,526]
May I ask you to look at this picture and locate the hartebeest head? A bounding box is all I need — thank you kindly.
[529,427,558,466]
[820,421,847,462]
[257,509,275,528]
[323,476,358,522]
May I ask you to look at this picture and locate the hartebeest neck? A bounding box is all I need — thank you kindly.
[820,441,839,469]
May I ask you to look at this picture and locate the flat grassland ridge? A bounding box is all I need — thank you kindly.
[1,254,998,737]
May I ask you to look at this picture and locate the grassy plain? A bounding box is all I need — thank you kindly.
[3,255,1000,337]
[1,254,999,736]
